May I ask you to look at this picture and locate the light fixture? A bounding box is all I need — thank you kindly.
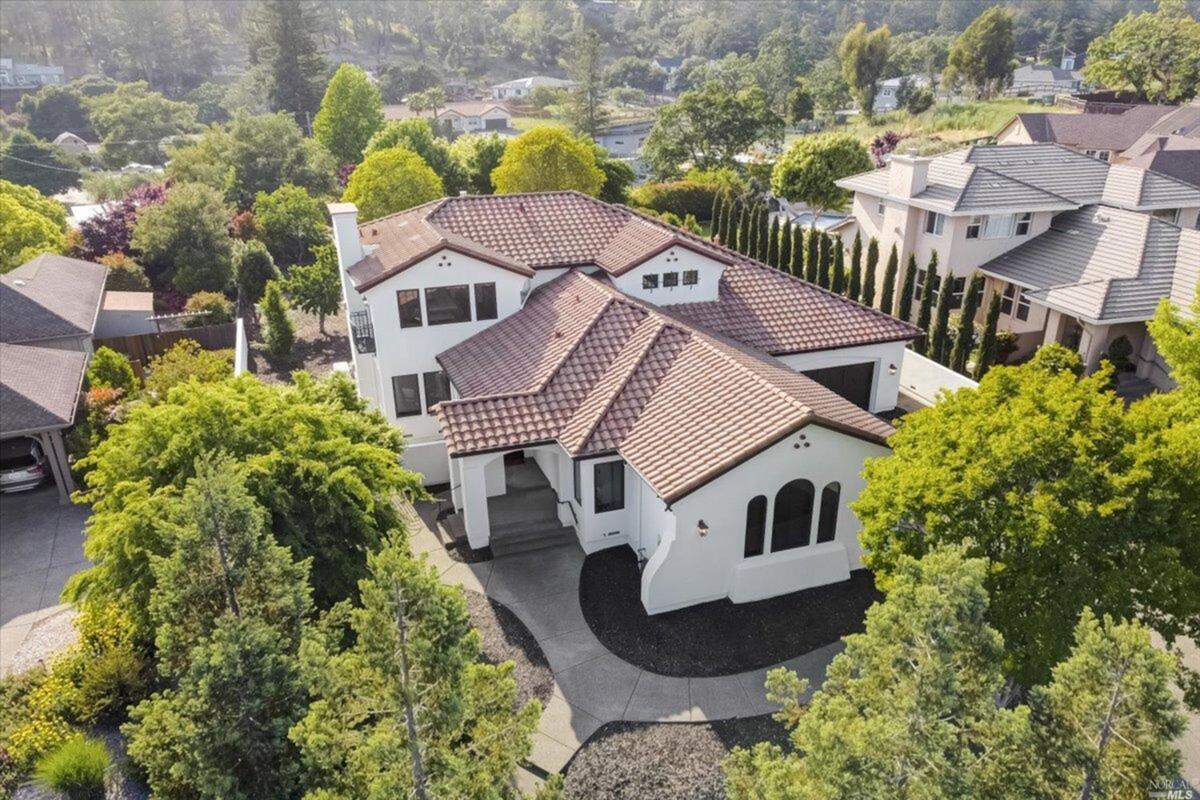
[696,520,709,537]
[888,363,898,376]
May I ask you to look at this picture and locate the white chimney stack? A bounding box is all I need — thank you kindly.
[888,151,931,199]
[327,202,364,271]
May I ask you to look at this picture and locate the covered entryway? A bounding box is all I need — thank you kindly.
[454,448,575,556]
[802,362,875,409]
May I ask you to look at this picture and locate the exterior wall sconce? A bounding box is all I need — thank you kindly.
[888,363,898,376]
[697,520,709,537]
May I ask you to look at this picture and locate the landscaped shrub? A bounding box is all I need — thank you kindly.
[97,252,150,291]
[182,290,234,328]
[628,180,719,221]
[261,279,295,356]
[1105,335,1134,371]
[35,735,108,800]
[143,339,233,400]
[84,347,137,396]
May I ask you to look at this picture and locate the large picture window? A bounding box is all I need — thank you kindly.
[744,495,767,557]
[594,461,624,514]
[422,371,451,412]
[425,285,471,325]
[391,374,421,417]
[816,482,840,544]
[771,479,814,552]
[474,283,497,320]
[397,289,422,328]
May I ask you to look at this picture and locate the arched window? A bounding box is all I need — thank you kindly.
[744,495,767,557]
[817,482,841,544]
[771,480,814,552]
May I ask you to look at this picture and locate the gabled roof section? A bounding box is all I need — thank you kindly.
[1007,105,1177,150]
[978,205,1196,323]
[1101,162,1200,208]
[0,343,88,435]
[1,254,108,344]
[435,271,896,503]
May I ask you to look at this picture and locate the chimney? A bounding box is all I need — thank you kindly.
[888,150,931,198]
[327,202,364,271]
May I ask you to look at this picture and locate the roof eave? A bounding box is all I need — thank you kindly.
[351,241,535,292]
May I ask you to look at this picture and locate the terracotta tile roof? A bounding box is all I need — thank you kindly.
[435,271,895,503]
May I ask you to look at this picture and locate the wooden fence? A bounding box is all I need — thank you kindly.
[95,321,237,377]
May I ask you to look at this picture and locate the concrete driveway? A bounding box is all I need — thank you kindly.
[0,484,90,675]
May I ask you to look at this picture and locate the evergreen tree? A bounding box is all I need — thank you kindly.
[721,195,736,249]
[848,231,863,301]
[710,190,724,236]
[778,220,792,274]
[290,536,540,798]
[285,243,342,333]
[862,237,879,308]
[257,0,328,128]
[765,215,780,267]
[950,272,984,373]
[563,26,611,138]
[879,243,898,315]
[973,292,1001,380]
[789,224,802,276]
[261,279,295,356]
[928,267,956,364]
[831,237,846,294]
[897,252,918,322]
[914,252,938,350]
[804,227,819,283]
[817,232,832,289]
[757,205,770,262]
[737,204,751,256]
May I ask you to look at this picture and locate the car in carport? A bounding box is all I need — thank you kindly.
[0,436,49,493]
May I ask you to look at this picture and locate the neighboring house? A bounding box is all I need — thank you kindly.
[0,57,64,87]
[1006,58,1083,97]
[489,76,575,101]
[873,74,938,114]
[383,101,514,135]
[1117,100,1200,187]
[328,193,919,614]
[994,103,1180,163]
[836,143,1200,390]
[52,131,89,156]
[594,119,654,158]
[653,56,683,77]
[94,291,156,339]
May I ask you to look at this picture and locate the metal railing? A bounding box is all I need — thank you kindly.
[349,309,375,354]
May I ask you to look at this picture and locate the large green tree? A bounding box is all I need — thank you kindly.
[1147,290,1200,389]
[944,6,1016,98]
[17,84,92,140]
[252,183,329,268]
[87,81,197,167]
[448,133,508,195]
[838,23,891,118]
[1083,0,1200,103]
[285,243,342,333]
[490,126,605,196]
[290,536,540,798]
[255,0,328,126]
[853,348,1200,695]
[0,131,80,195]
[562,26,611,139]
[364,118,467,196]
[770,134,871,230]
[342,147,445,220]
[131,182,233,293]
[66,373,424,639]
[312,63,384,164]
[643,81,783,180]
[0,180,68,271]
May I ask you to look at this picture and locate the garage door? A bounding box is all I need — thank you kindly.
[802,362,875,410]
[485,118,507,130]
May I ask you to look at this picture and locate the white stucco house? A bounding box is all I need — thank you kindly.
[490,76,576,101]
[328,192,919,614]
[835,143,1200,391]
[594,119,654,158]
[384,101,514,135]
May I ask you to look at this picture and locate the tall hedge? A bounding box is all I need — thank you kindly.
[627,180,719,221]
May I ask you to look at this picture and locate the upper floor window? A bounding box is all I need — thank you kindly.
[949,276,966,309]
[1084,149,1111,163]
[1001,284,1031,321]
[474,283,497,320]
[744,495,767,558]
[1151,208,1181,225]
[966,215,983,239]
[663,271,679,288]
[683,269,699,286]
[426,285,471,325]
[924,210,945,236]
[391,374,421,417]
[1015,212,1033,236]
[771,479,814,552]
[423,371,451,412]
[983,214,1015,239]
[876,197,886,215]
[643,274,659,290]
[594,461,624,514]
[397,289,422,328]
[1015,289,1031,321]
[1000,283,1016,315]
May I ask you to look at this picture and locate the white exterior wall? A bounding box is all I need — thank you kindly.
[898,349,978,406]
[778,339,906,413]
[359,253,530,484]
[641,424,886,614]
[609,247,724,304]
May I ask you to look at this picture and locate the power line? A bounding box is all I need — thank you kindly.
[1,153,84,172]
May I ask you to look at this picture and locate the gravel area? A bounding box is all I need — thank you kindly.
[563,716,790,800]
[580,547,881,677]
[7,607,79,676]
[247,307,351,383]
[464,592,554,709]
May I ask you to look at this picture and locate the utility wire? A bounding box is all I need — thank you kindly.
[1,152,86,172]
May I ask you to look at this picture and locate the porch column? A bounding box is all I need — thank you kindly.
[1077,323,1110,373]
[1042,309,1064,347]
[37,429,74,505]
[460,457,491,549]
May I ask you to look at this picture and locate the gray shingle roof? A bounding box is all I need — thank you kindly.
[0,343,88,435]
[0,254,108,344]
[1010,105,1177,151]
[978,205,1198,323]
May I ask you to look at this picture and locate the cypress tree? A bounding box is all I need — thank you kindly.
[897,252,918,322]
[766,216,780,267]
[721,196,735,248]
[914,252,938,354]
[928,268,955,364]
[862,237,879,308]
[974,291,1001,380]
[778,220,792,273]
[737,204,751,255]
[804,227,819,283]
[789,224,802,276]
[817,232,832,289]
[831,237,846,294]
[756,205,770,261]
[848,231,863,301]
[950,272,985,373]
[710,190,723,232]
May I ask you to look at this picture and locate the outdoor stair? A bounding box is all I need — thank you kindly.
[489,486,574,557]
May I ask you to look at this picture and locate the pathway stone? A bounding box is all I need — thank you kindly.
[624,670,691,722]
[687,674,757,721]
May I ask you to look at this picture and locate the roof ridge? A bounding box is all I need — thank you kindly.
[357,197,447,229]
[959,161,1079,209]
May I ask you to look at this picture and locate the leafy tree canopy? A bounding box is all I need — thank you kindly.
[0,131,80,196]
[770,133,871,220]
[838,22,892,118]
[490,126,605,196]
[234,239,280,307]
[1082,0,1200,103]
[364,118,467,195]
[448,133,508,195]
[342,147,444,220]
[0,180,68,272]
[17,84,92,140]
[285,243,342,333]
[312,63,384,165]
[86,81,197,168]
[143,339,233,400]
[131,182,233,293]
[1148,291,1200,389]
[251,183,329,268]
[944,6,1017,98]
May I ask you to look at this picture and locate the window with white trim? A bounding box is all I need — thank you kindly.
[983,214,1015,239]
[966,215,983,239]
[1151,208,1181,225]
[924,210,945,236]
[1000,283,1016,315]
[1015,289,1031,321]
[1015,212,1033,236]
[876,197,886,215]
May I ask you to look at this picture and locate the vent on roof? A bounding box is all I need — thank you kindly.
[370,228,378,236]
[11,279,27,286]
[1093,211,1110,224]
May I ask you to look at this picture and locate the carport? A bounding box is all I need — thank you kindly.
[0,343,86,504]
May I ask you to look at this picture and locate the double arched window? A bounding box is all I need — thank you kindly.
[743,481,842,557]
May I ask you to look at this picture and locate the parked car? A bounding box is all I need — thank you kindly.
[0,437,48,493]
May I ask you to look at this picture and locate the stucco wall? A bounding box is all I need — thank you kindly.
[641,424,887,614]
[609,246,723,305]
[778,340,906,413]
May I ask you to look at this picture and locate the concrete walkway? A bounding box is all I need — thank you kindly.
[405,506,841,775]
